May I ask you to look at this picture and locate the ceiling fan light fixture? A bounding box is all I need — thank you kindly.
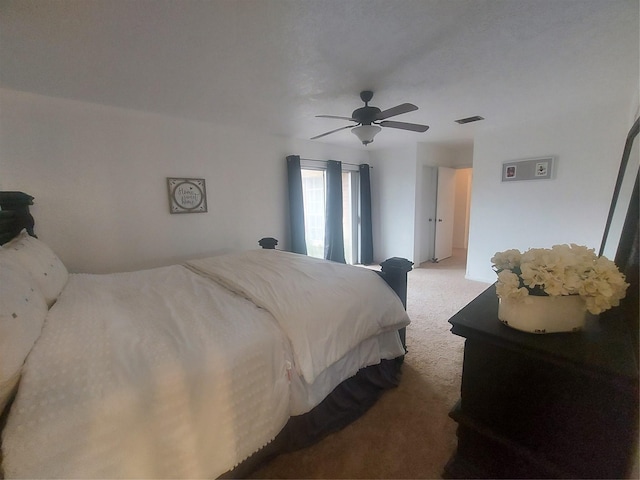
[312,92,427,143]
[352,125,381,145]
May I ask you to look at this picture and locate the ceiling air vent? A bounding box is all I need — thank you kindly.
[455,115,484,124]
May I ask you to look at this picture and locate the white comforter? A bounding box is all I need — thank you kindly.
[3,250,410,479]
[2,265,291,479]
[187,249,410,384]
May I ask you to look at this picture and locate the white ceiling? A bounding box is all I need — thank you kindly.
[1,0,638,149]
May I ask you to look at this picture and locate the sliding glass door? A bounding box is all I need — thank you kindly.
[300,165,360,264]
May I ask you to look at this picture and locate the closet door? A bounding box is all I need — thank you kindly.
[434,167,456,261]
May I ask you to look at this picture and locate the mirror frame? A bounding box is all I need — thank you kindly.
[599,116,639,366]
[599,116,639,257]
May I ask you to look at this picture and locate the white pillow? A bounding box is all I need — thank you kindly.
[2,231,68,307]
[0,256,48,412]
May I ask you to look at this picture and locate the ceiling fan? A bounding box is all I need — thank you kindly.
[311,91,429,145]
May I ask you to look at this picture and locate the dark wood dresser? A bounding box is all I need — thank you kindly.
[444,285,638,479]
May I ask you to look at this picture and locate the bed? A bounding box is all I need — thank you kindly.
[0,191,413,479]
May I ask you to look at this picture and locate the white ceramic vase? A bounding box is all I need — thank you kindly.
[498,294,588,334]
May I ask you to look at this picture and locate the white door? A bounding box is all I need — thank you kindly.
[434,167,456,261]
[419,165,438,264]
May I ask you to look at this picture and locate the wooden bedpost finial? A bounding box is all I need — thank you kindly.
[258,237,278,249]
[378,257,413,310]
[0,191,34,208]
[378,257,413,356]
[379,257,414,274]
[0,191,36,241]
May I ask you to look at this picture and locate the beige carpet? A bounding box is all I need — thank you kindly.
[250,249,491,479]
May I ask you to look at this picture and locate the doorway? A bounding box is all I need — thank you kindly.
[419,166,472,265]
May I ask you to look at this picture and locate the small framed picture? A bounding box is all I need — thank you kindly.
[502,157,555,182]
[167,178,208,214]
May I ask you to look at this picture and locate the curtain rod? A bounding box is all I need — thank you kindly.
[299,158,372,169]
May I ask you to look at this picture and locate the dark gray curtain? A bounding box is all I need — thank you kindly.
[286,155,307,254]
[359,164,374,264]
[324,160,346,263]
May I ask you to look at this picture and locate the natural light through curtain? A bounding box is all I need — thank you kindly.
[300,169,356,264]
[342,171,353,264]
[300,169,325,259]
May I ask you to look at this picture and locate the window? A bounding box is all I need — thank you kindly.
[300,163,360,264]
[300,169,325,258]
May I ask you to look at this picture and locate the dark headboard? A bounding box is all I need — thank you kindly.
[0,191,36,245]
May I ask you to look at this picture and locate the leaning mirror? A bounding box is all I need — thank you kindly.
[600,117,639,259]
[599,115,639,367]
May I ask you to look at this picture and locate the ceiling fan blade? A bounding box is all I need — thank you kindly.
[316,115,357,121]
[310,124,355,140]
[379,120,429,132]
[375,103,418,120]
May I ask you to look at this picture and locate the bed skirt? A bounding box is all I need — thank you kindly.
[220,357,403,478]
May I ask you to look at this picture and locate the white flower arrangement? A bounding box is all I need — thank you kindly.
[491,244,629,315]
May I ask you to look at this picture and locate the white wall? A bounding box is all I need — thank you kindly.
[369,145,418,263]
[4,87,632,277]
[466,101,633,283]
[0,88,367,273]
[449,143,474,169]
[368,142,475,265]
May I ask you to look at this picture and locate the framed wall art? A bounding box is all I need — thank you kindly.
[502,156,555,182]
[167,178,208,214]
